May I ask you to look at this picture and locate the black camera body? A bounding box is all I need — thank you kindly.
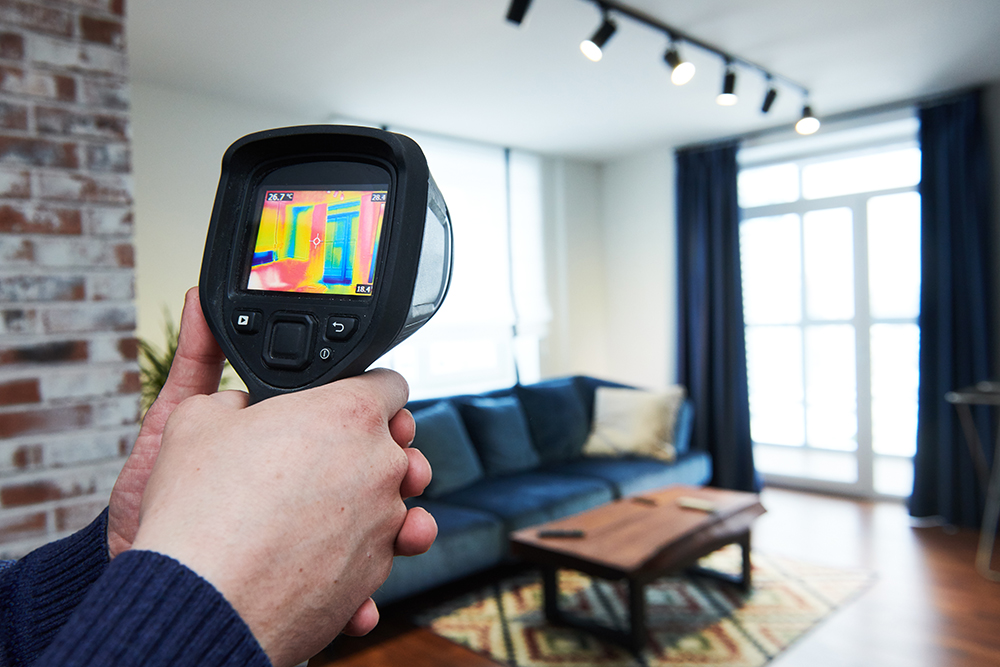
[199,125,452,402]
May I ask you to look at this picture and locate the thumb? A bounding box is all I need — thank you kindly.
[141,287,228,434]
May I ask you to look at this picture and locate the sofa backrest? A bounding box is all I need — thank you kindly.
[407,376,695,497]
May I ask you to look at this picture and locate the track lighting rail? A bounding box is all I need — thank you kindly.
[586,0,810,98]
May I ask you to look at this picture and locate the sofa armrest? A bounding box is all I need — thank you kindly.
[673,399,695,455]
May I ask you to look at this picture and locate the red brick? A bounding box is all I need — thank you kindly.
[34,237,131,267]
[0,66,74,101]
[0,339,88,365]
[0,403,91,438]
[38,171,131,204]
[1,308,38,334]
[12,444,42,468]
[0,275,86,301]
[117,369,139,394]
[0,32,24,60]
[85,142,129,172]
[0,511,46,544]
[83,206,130,235]
[88,271,133,300]
[1,480,61,506]
[0,237,34,262]
[0,136,78,168]
[113,242,132,267]
[42,304,135,334]
[0,378,40,405]
[79,76,125,110]
[0,101,27,130]
[0,204,82,234]
[36,106,128,139]
[0,1,74,38]
[116,336,136,361]
[61,0,123,15]
[30,35,127,76]
[80,15,122,47]
[0,168,29,197]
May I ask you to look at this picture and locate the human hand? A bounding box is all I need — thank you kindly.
[107,287,228,559]
[130,366,435,667]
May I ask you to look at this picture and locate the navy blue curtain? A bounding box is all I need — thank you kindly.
[911,90,995,527]
[676,142,758,492]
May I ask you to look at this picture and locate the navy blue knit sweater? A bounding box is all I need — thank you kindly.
[0,510,271,667]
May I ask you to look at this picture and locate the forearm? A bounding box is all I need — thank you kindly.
[37,550,270,667]
[0,510,111,666]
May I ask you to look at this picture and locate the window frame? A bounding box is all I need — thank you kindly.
[738,117,921,500]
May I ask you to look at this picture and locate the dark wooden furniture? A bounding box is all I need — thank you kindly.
[509,485,766,653]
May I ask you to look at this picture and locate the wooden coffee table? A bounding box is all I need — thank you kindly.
[509,485,766,653]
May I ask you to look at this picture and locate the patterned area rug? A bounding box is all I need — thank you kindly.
[415,546,874,667]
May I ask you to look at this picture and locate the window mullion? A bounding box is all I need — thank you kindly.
[853,194,875,496]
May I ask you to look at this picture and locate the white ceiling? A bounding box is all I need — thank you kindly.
[126,0,1000,161]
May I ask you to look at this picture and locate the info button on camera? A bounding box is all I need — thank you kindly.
[326,316,357,341]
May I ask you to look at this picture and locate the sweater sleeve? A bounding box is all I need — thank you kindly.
[35,550,272,667]
[0,509,112,667]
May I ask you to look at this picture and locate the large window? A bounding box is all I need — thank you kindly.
[738,116,921,497]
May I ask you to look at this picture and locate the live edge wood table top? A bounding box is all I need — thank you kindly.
[509,485,766,653]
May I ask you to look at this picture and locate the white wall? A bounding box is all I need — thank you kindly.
[536,149,679,388]
[131,82,314,347]
[600,148,676,389]
[538,158,611,380]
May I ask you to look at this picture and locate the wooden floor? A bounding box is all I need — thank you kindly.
[312,488,1000,667]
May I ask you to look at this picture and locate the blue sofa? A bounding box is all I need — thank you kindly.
[372,375,713,604]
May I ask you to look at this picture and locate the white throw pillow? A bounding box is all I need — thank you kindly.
[582,385,685,462]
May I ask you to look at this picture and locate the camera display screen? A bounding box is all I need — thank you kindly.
[247,188,388,296]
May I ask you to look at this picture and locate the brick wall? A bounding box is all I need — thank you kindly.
[0,0,137,557]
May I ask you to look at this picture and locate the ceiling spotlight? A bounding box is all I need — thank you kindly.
[716,65,737,106]
[761,84,778,113]
[795,105,821,135]
[581,13,617,62]
[506,0,532,26]
[663,46,695,85]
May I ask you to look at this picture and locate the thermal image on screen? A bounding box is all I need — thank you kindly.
[247,189,386,295]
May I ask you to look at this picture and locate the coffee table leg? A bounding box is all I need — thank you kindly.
[686,530,754,591]
[540,567,645,654]
[739,531,752,591]
[542,565,561,624]
[628,579,646,652]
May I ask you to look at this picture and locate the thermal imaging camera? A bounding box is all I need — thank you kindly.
[199,125,453,402]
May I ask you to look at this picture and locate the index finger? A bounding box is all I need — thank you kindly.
[340,367,410,418]
[282,367,410,424]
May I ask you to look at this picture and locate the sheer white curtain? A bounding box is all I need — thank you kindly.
[374,129,550,399]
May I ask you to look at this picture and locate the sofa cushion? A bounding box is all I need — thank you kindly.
[412,401,484,498]
[458,395,540,476]
[440,471,614,532]
[373,498,506,605]
[583,385,684,462]
[548,450,712,498]
[516,378,590,465]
